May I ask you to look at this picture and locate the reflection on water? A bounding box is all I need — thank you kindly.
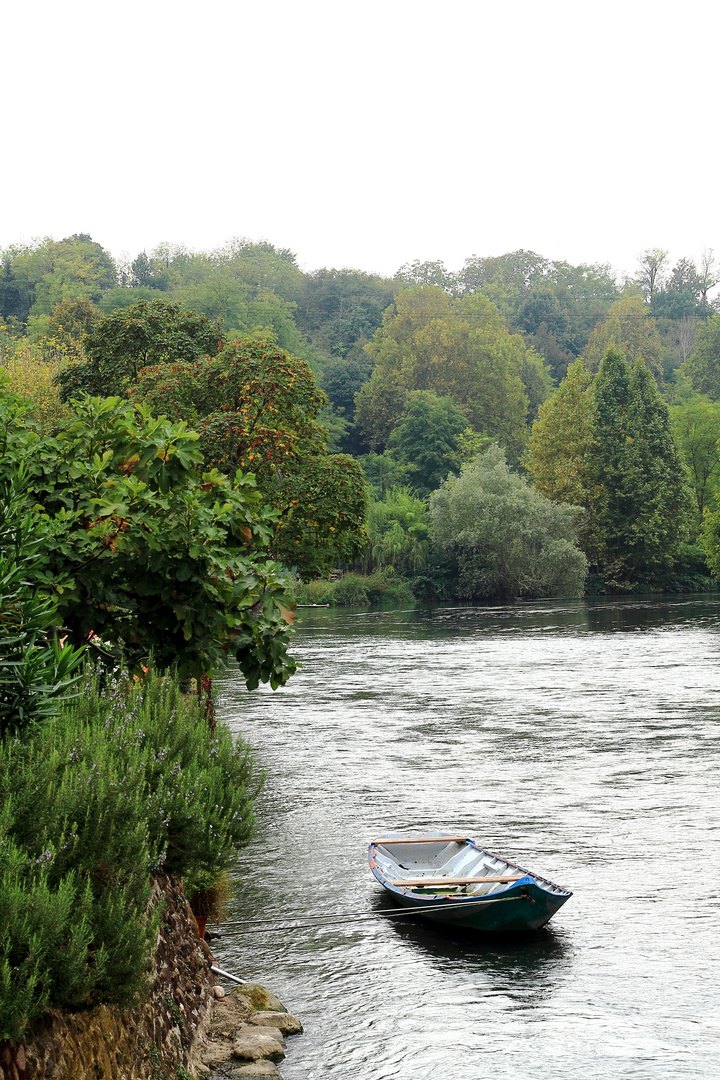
[386,916,570,1007]
[215,596,720,1079]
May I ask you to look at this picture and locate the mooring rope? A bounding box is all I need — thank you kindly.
[227,893,531,935]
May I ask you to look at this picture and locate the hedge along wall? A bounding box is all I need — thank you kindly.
[0,875,215,1080]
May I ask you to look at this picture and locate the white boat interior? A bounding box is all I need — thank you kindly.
[371,835,566,896]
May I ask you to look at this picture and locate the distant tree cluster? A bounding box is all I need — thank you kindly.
[6,234,720,599]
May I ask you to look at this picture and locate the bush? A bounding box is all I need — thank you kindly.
[294,579,335,605]
[0,383,297,689]
[362,573,415,604]
[430,444,588,600]
[185,869,233,923]
[294,571,415,607]
[330,574,370,606]
[0,477,85,737]
[0,664,260,1039]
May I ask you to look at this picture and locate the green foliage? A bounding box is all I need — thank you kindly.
[670,395,720,530]
[589,350,692,583]
[55,298,223,401]
[527,360,595,508]
[0,477,85,736]
[386,391,467,496]
[582,294,665,378]
[1,235,117,324]
[97,286,165,313]
[429,444,587,600]
[0,385,296,688]
[395,259,457,292]
[458,252,616,368]
[121,241,317,366]
[46,296,101,351]
[627,543,712,594]
[362,487,430,576]
[325,573,370,606]
[296,267,396,358]
[320,345,375,419]
[294,571,414,607]
[529,351,693,585]
[131,332,368,580]
[684,313,720,399]
[358,451,410,498]
[0,664,260,1039]
[354,287,538,460]
[0,332,74,432]
[185,868,233,922]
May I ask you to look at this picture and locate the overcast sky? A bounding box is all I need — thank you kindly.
[3,0,718,280]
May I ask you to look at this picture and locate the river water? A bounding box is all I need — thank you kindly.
[215,597,720,1080]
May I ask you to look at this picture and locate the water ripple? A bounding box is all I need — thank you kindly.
[215,596,720,1080]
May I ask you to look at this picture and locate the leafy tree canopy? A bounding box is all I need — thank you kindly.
[582,294,665,377]
[55,298,223,401]
[683,313,720,399]
[362,487,430,576]
[2,235,117,322]
[320,346,375,418]
[46,296,102,351]
[671,395,720,530]
[395,260,457,293]
[0,475,85,736]
[527,359,595,509]
[130,332,368,579]
[0,381,296,687]
[590,349,691,580]
[296,267,396,357]
[528,349,692,584]
[386,390,467,497]
[354,287,548,459]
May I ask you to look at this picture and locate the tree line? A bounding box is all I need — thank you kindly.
[5,234,720,602]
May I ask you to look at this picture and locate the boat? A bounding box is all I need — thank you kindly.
[368,832,572,933]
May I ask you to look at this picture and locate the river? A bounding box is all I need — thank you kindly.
[215,597,720,1079]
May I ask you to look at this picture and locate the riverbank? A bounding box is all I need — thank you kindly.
[0,877,302,1080]
[293,565,716,608]
[201,983,302,1079]
[1,876,212,1080]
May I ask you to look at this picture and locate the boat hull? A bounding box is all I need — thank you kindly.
[385,880,569,933]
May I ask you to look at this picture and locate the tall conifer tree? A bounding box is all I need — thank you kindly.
[590,349,690,583]
[625,360,692,568]
[590,348,635,580]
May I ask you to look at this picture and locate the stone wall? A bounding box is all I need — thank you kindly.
[0,874,216,1080]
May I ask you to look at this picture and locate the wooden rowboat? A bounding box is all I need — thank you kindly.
[368,832,572,933]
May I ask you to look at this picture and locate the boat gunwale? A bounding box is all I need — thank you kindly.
[368,835,573,900]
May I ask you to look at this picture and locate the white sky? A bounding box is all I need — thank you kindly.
[3,0,718,280]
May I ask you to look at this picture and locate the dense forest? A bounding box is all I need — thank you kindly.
[4,233,720,602]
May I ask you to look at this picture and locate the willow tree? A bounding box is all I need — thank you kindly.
[429,445,587,600]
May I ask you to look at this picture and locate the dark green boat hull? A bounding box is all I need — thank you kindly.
[388,880,569,933]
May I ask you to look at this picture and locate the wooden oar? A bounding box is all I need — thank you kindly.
[372,836,470,845]
[390,874,525,887]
